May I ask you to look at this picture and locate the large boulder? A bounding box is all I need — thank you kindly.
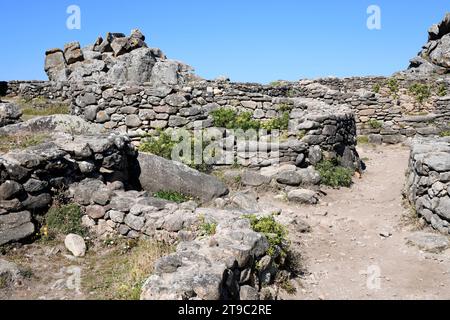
[405,13,450,75]
[136,153,228,203]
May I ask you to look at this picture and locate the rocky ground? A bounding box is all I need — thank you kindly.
[3,144,450,300]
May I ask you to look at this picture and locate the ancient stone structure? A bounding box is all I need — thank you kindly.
[405,13,450,75]
[405,137,450,234]
[0,133,136,245]
[44,30,194,86]
[4,75,450,146]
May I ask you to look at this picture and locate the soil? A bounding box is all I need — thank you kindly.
[273,144,450,300]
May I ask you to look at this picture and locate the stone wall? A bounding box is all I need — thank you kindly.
[4,75,450,148]
[405,137,450,234]
[0,133,136,246]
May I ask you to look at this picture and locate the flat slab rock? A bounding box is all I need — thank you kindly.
[406,232,450,253]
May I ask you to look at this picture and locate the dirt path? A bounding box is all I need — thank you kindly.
[273,144,450,300]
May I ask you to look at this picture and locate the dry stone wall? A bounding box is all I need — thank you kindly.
[405,137,450,234]
[0,133,136,246]
[4,75,450,147]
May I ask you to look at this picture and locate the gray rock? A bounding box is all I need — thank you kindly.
[109,210,125,223]
[287,189,319,204]
[0,181,23,200]
[436,196,450,220]
[240,285,259,300]
[86,205,106,219]
[0,103,22,126]
[64,234,87,257]
[241,171,271,187]
[124,214,145,231]
[165,94,188,108]
[308,146,322,166]
[137,153,228,203]
[0,211,35,246]
[125,114,142,128]
[423,152,450,172]
[406,232,450,253]
[64,42,84,64]
[22,193,52,210]
[276,171,301,186]
[44,49,68,82]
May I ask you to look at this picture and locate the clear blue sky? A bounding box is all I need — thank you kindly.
[0,1,448,83]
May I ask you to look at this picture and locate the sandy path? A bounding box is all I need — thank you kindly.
[272,145,450,300]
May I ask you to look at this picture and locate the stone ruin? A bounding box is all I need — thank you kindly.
[1,13,450,300]
[405,137,450,234]
[44,29,195,86]
[405,13,450,75]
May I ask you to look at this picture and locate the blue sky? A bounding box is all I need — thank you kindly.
[0,1,448,83]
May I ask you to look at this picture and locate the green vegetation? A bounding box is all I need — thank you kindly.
[409,83,431,104]
[21,104,70,117]
[139,130,177,160]
[386,78,399,97]
[211,107,291,132]
[367,119,383,129]
[437,84,448,97]
[139,130,213,173]
[357,135,369,144]
[440,130,450,137]
[82,239,174,300]
[316,160,354,188]
[372,83,381,93]
[278,104,293,113]
[243,214,289,258]
[262,112,290,132]
[234,112,261,131]
[44,204,87,238]
[210,108,261,130]
[153,190,192,203]
[0,133,49,153]
[198,215,217,236]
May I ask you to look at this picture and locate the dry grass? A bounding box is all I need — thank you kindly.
[0,133,49,153]
[82,238,174,300]
[11,96,71,121]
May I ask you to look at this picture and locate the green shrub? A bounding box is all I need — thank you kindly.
[140,130,213,173]
[316,160,354,188]
[153,190,192,203]
[440,130,450,137]
[139,131,177,160]
[372,83,381,93]
[437,84,447,97]
[409,83,431,104]
[210,108,237,129]
[262,112,290,132]
[244,214,289,258]
[211,108,261,130]
[45,204,87,237]
[234,112,261,130]
[386,78,399,96]
[367,119,383,129]
[198,215,217,236]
